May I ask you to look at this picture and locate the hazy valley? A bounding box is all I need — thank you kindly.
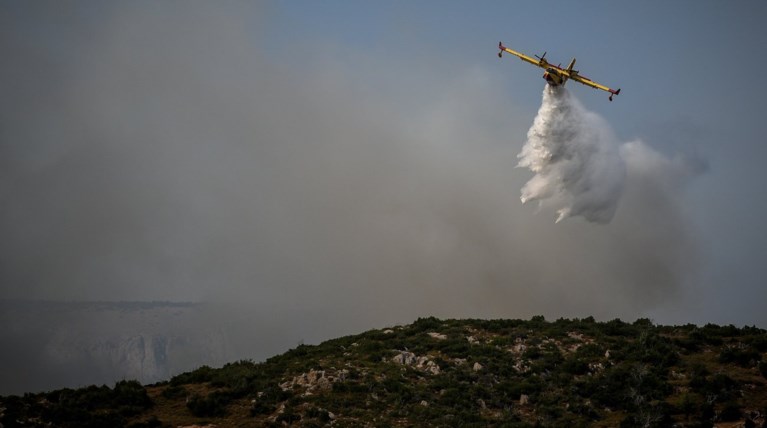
[0,301,229,395]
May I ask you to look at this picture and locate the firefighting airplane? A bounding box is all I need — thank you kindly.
[498,42,621,101]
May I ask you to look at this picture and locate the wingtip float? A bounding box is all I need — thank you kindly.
[498,42,621,101]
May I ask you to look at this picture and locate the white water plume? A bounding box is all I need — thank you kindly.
[518,86,626,223]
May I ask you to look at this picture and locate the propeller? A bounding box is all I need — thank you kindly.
[534,51,547,60]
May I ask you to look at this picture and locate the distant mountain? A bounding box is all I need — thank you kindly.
[0,300,229,395]
[2,316,767,427]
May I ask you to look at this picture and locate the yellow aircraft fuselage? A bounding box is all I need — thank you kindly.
[498,42,620,101]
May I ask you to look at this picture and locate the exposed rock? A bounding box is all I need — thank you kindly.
[392,351,417,365]
[519,394,529,405]
[473,362,483,372]
[509,343,527,354]
[427,332,447,340]
[513,360,530,373]
[588,362,604,373]
[279,368,348,393]
[392,351,440,374]
[566,343,582,353]
[568,332,585,341]
[424,360,441,375]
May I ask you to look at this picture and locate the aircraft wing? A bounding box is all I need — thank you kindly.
[569,74,621,100]
[498,43,542,68]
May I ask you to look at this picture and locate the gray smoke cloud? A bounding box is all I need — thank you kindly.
[518,86,625,223]
[0,2,705,394]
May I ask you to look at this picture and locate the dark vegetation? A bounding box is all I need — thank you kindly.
[2,317,767,427]
[0,380,152,428]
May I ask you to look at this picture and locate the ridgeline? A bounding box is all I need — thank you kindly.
[2,317,767,427]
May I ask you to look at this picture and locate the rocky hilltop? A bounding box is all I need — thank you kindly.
[2,316,767,427]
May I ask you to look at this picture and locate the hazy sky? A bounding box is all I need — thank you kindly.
[2,0,767,350]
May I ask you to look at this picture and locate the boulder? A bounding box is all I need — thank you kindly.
[427,332,447,340]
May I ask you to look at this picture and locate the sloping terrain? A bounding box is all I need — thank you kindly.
[2,317,767,427]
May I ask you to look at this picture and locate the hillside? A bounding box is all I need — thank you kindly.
[2,317,767,427]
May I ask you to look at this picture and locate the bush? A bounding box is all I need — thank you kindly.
[561,356,590,375]
[113,380,153,410]
[759,361,767,379]
[522,346,542,360]
[603,319,638,337]
[690,373,739,402]
[250,401,276,416]
[275,408,301,424]
[161,385,187,399]
[27,381,152,427]
[411,317,443,333]
[719,345,762,367]
[688,328,723,347]
[719,401,742,422]
[748,335,767,352]
[305,407,331,422]
[170,365,215,386]
[186,391,232,417]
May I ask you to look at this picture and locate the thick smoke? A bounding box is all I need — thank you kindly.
[1,2,706,394]
[518,86,626,223]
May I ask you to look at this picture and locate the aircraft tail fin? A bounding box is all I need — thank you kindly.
[566,58,576,73]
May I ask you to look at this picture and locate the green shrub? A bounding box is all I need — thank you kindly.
[561,356,589,375]
[161,384,187,399]
[719,345,762,367]
[411,316,442,333]
[748,335,767,352]
[113,380,152,410]
[603,319,638,337]
[170,365,215,386]
[186,391,232,417]
[305,407,331,422]
[690,373,739,402]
